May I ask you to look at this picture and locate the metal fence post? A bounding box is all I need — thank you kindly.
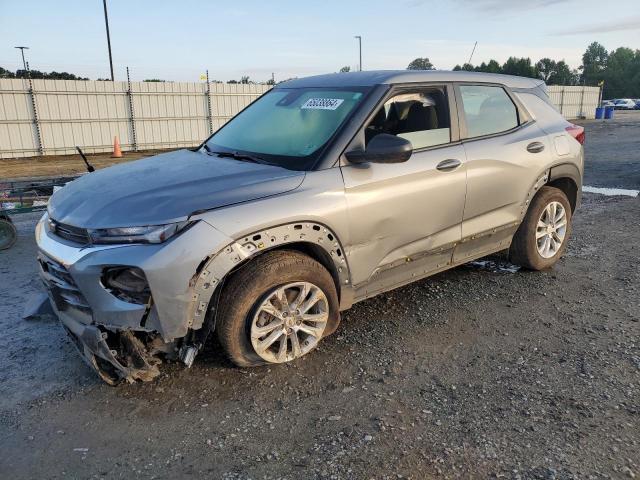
[598,83,603,108]
[559,87,565,116]
[578,87,585,118]
[25,64,44,155]
[205,69,213,135]
[126,66,138,151]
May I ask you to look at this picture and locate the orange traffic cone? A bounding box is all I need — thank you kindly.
[111,136,123,158]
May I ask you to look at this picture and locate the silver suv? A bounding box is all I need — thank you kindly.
[36,71,584,384]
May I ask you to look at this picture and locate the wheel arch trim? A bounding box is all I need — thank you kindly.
[188,221,352,332]
[548,163,582,211]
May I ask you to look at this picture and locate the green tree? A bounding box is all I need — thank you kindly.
[501,57,538,78]
[536,58,556,82]
[0,67,16,78]
[580,41,608,86]
[339,66,351,73]
[11,68,88,80]
[143,79,165,82]
[407,57,434,70]
[601,47,639,98]
[484,59,502,73]
[547,61,578,86]
[456,60,502,74]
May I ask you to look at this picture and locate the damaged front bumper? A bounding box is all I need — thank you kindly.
[58,312,161,384]
[35,214,231,384]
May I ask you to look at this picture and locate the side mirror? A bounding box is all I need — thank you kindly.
[345,133,413,164]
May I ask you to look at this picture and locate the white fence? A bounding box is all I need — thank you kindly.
[0,78,271,159]
[547,85,600,120]
[0,80,600,160]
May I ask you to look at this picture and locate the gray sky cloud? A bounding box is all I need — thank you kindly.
[407,0,571,11]
[554,16,640,35]
[2,0,637,82]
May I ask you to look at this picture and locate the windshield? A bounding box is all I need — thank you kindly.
[204,87,369,170]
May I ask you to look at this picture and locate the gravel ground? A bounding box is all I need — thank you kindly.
[0,118,639,479]
[575,110,640,189]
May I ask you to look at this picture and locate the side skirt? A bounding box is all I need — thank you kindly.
[352,225,517,304]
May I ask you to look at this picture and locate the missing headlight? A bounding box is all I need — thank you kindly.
[102,267,151,305]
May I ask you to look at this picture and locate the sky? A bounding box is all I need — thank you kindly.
[1,0,639,83]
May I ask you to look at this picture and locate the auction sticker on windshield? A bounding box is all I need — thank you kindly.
[301,98,344,110]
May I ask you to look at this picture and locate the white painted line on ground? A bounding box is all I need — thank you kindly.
[582,186,639,197]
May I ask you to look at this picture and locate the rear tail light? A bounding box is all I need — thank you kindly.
[565,124,585,145]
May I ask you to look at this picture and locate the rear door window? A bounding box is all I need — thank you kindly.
[459,85,519,138]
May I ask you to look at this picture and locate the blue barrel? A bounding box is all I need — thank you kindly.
[595,107,604,119]
[604,106,614,119]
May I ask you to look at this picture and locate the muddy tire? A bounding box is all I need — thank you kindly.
[510,186,572,270]
[0,218,17,250]
[216,250,340,367]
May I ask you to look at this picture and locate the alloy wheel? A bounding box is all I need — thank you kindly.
[250,282,328,363]
[536,201,567,259]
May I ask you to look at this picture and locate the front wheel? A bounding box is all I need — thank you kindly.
[510,186,572,270]
[0,218,17,250]
[216,250,340,367]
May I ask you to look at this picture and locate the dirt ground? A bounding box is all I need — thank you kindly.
[0,150,162,181]
[0,117,639,479]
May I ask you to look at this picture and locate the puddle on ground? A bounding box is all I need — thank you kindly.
[465,259,521,273]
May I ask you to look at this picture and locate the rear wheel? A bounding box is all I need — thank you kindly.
[510,186,572,270]
[216,250,340,367]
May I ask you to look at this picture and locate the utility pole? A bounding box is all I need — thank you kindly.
[14,46,29,71]
[103,0,115,81]
[354,36,362,71]
[271,72,275,84]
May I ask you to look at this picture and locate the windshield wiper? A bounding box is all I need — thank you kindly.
[204,147,271,165]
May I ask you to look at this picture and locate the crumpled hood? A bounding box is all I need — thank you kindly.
[48,149,305,228]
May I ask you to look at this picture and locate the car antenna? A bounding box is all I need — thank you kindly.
[75,146,95,172]
[467,41,478,66]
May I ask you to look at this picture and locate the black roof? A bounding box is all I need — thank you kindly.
[279,70,544,89]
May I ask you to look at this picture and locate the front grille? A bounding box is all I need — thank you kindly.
[38,253,91,312]
[49,218,90,245]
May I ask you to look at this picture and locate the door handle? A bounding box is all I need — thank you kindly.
[527,141,545,153]
[436,159,461,171]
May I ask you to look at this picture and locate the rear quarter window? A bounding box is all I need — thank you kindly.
[513,91,567,131]
[460,85,519,138]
